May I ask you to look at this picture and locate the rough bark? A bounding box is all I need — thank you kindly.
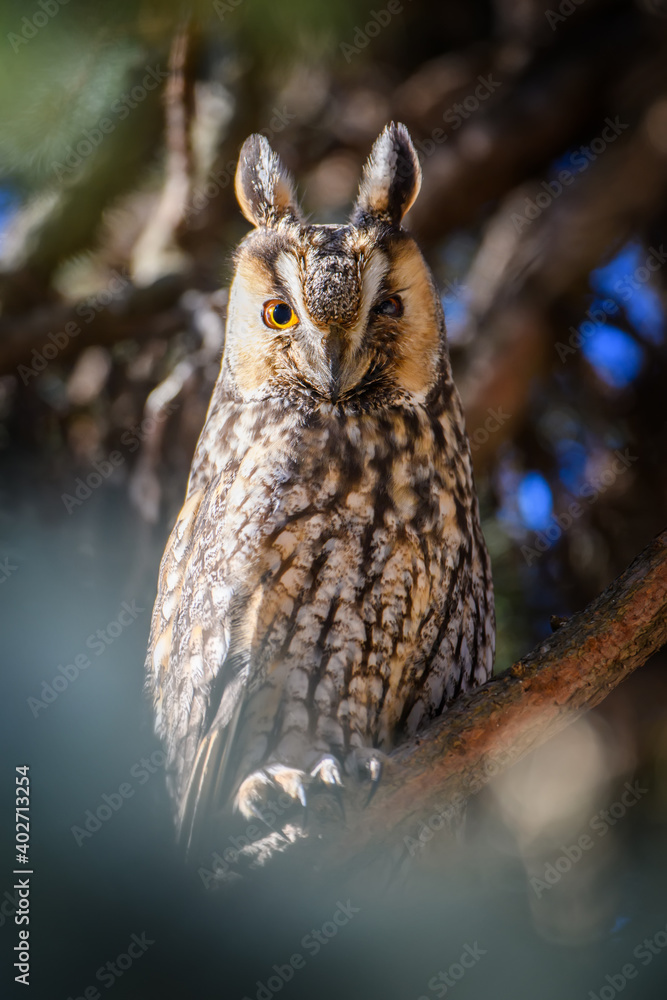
[320,529,667,870]
[202,531,667,887]
[241,529,667,882]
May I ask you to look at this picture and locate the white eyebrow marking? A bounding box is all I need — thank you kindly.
[345,249,388,353]
[274,242,388,353]
[274,251,310,322]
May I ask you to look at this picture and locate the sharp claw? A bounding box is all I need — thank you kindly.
[344,748,385,805]
[236,756,351,826]
[310,754,344,788]
[263,764,309,811]
[295,781,308,809]
[309,755,345,819]
[235,769,275,821]
[236,765,309,821]
[248,801,274,827]
[364,756,383,807]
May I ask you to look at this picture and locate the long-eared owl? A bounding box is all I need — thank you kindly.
[146,123,495,855]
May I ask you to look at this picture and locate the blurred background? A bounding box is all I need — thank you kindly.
[1,0,667,996]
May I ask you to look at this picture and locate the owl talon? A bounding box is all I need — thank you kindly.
[247,801,274,827]
[310,754,344,788]
[364,756,383,807]
[147,125,496,858]
[264,764,308,808]
[235,764,309,822]
[344,748,385,805]
[310,755,346,819]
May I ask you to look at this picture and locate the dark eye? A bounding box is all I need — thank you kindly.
[374,295,403,318]
[263,299,299,330]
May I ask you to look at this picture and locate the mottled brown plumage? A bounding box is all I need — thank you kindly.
[145,124,494,854]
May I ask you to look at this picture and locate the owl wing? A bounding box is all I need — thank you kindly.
[147,479,258,856]
[176,675,246,858]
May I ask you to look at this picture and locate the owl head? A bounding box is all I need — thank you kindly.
[223,123,446,410]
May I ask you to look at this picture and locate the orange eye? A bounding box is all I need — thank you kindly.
[374,295,403,318]
[263,300,299,329]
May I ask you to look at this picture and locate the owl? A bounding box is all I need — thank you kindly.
[146,123,494,858]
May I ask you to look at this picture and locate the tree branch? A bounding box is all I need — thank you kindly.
[0,274,192,375]
[311,529,667,873]
[219,529,666,884]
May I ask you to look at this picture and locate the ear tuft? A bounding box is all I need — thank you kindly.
[234,134,302,228]
[351,122,422,228]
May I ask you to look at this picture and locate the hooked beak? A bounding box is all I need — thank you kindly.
[300,323,365,402]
